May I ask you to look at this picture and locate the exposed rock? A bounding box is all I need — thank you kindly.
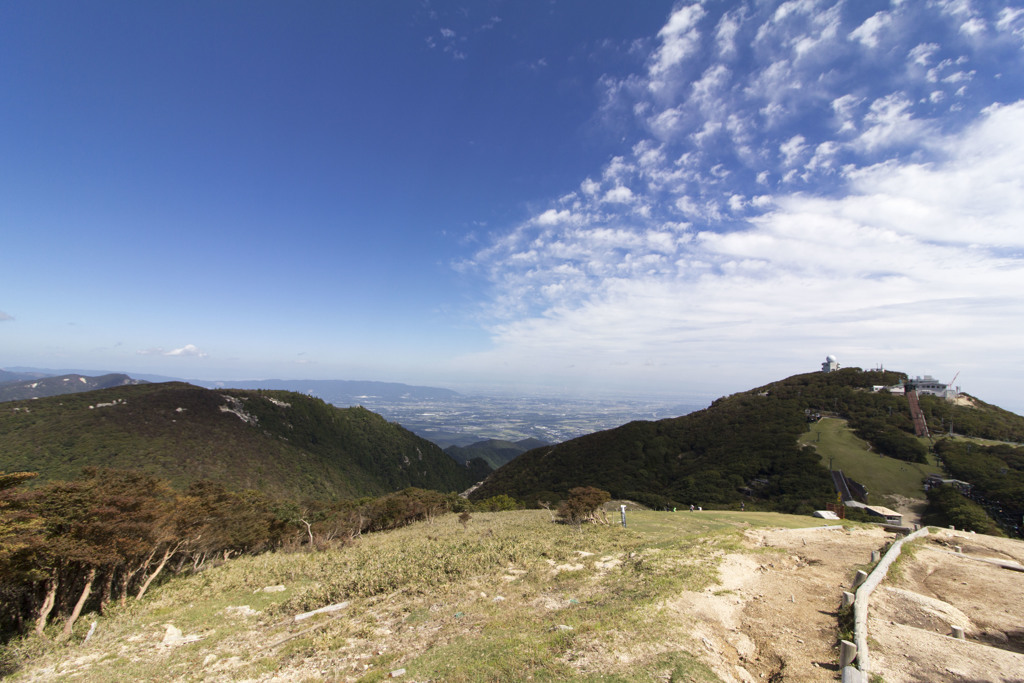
[162,624,183,646]
[294,601,350,622]
[224,605,261,617]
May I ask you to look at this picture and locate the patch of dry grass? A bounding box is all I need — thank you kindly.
[3,510,831,682]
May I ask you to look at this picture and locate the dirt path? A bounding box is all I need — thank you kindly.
[670,525,1024,683]
[667,524,894,682]
[886,494,927,528]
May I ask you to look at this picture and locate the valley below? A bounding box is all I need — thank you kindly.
[328,393,707,448]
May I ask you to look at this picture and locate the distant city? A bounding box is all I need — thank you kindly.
[187,377,710,448]
[327,393,707,449]
[0,368,708,449]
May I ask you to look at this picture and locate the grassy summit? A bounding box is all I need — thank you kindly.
[3,509,830,682]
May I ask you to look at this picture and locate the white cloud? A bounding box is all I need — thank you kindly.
[806,140,839,172]
[648,4,706,92]
[959,17,986,36]
[830,94,862,133]
[909,42,940,66]
[772,0,821,23]
[780,134,807,166]
[691,119,723,146]
[167,344,206,357]
[691,64,731,108]
[715,9,742,58]
[603,156,634,183]
[138,344,209,358]
[0,311,12,321]
[997,8,1024,39]
[536,209,572,225]
[849,11,892,48]
[854,92,931,151]
[634,140,666,170]
[934,0,974,20]
[602,186,635,204]
[469,107,1024,393]
[463,1,1024,407]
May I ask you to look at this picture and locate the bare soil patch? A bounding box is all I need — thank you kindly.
[869,530,1024,682]
[666,524,894,682]
[886,494,927,528]
[670,525,1024,682]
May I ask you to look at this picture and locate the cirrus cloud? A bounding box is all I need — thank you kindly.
[462,1,1024,410]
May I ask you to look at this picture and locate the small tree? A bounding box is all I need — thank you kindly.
[557,487,611,529]
[538,500,556,522]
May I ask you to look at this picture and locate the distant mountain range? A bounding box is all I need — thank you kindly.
[4,366,1021,529]
[0,382,481,500]
[0,369,51,384]
[1,369,706,453]
[188,378,461,405]
[0,367,461,405]
[0,373,146,402]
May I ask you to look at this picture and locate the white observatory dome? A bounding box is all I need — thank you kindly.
[826,355,837,363]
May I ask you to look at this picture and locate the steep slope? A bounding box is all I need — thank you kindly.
[0,373,146,402]
[471,368,939,511]
[0,382,475,500]
[799,417,936,502]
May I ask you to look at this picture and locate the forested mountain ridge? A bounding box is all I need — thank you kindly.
[0,373,146,402]
[470,368,1024,512]
[445,437,549,469]
[0,382,477,500]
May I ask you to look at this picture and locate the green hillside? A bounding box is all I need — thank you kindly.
[919,393,1024,442]
[471,368,1024,514]
[0,382,475,500]
[800,417,937,503]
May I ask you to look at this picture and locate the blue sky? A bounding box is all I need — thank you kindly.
[3,1,1024,412]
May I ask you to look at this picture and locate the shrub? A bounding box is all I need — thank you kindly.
[923,485,1004,536]
[473,494,521,512]
[556,486,610,527]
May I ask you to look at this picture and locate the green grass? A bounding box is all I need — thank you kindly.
[885,537,925,584]
[800,418,936,503]
[2,509,845,682]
